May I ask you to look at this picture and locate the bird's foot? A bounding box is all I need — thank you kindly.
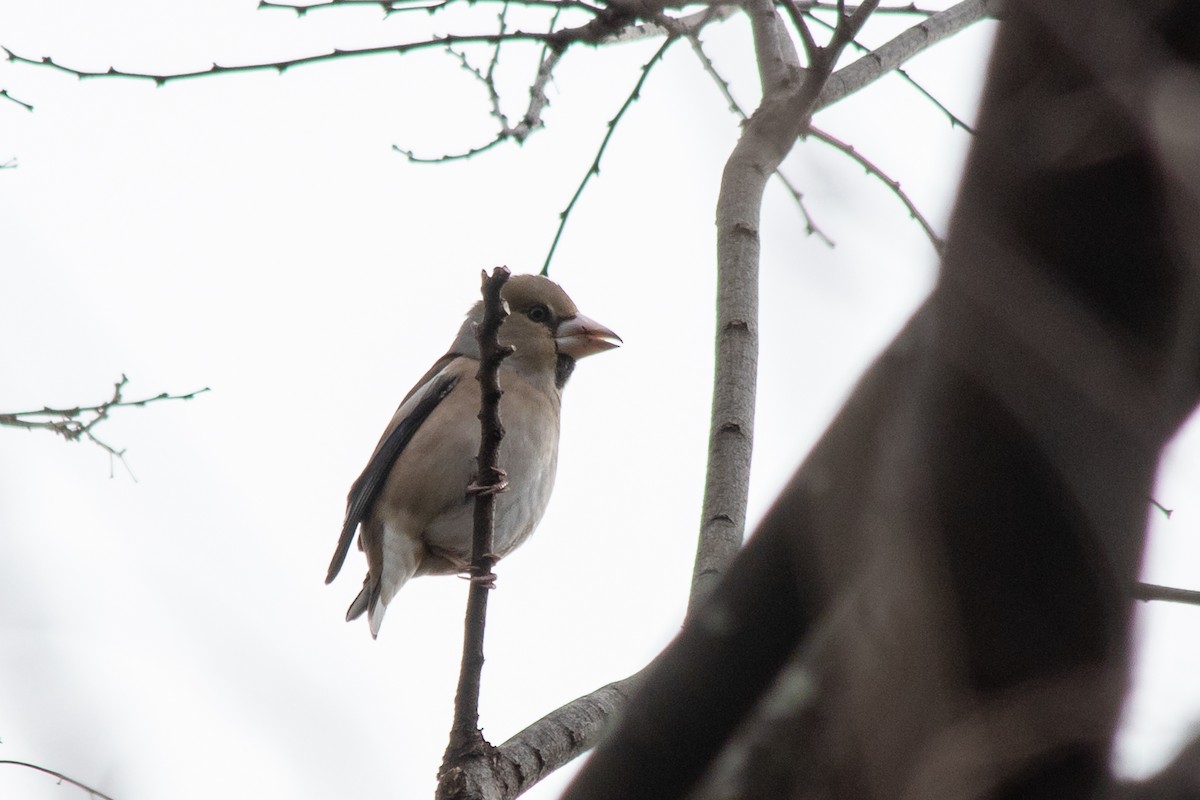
[467,466,509,496]
[469,571,498,589]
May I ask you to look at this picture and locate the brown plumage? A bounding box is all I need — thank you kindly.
[326,274,620,637]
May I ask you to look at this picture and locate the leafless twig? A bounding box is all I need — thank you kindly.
[1132,582,1200,607]
[393,6,566,161]
[0,760,118,800]
[541,36,676,275]
[259,0,606,14]
[814,0,999,110]
[801,5,978,132]
[0,376,211,477]
[1,88,34,111]
[808,125,944,252]
[687,33,835,246]
[2,36,557,85]
[1149,497,1174,518]
[797,1,939,13]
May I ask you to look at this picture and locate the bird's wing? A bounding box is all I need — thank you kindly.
[325,361,463,584]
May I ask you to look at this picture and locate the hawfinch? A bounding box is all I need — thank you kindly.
[326,274,621,637]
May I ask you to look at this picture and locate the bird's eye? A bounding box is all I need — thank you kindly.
[526,305,550,323]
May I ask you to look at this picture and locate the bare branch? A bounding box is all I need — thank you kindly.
[802,6,978,130]
[259,0,608,14]
[0,760,118,800]
[797,0,939,15]
[511,5,565,142]
[604,5,737,43]
[439,671,643,800]
[438,267,514,799]
[814,0,999,111]
[687,34,835,246]
[392,41,516,163]
[782,1,821,64]
[1,88,34,110]
[1149,497,1173,518]
[808,125,945,252]
[692,0,868,609]
[747,0,803,90]
[541,36,676,275]
[1132,583,1200,607]
[0,376,211,476]
[2,34,558,85]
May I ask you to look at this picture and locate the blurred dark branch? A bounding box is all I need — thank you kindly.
[0,376,211,474]
[809,125,945,252]
[0,760,117,800]
[1132,582,1200,607]
[541,35,676,275]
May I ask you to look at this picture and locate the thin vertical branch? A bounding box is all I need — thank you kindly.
[438,266,513,796]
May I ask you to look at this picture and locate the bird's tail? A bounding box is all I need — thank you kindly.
[345,573,406,639]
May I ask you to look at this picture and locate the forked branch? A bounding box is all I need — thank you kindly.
[0,375,211,475]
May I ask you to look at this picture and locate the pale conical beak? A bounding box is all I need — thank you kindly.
[555,313,622,359]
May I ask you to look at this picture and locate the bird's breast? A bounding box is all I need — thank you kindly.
[414,372,561,569]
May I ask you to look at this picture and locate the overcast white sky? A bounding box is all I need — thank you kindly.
[1,3,1198,799]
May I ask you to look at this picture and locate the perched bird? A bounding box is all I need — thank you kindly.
[326,274,621,637]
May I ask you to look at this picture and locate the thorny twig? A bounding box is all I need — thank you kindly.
[0,376,211,478]
[687,33,835,246]
[808,125,945,252]
[2,36,559,85]
[541,35,676,275]
[393,5,565,161]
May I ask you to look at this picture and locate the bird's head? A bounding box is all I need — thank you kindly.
[455,274,621,389]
